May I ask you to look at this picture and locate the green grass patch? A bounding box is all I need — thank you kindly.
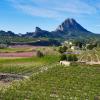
[0,65,100,100]
[0,55,59,74]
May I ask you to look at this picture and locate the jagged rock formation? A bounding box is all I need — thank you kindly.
[0,18,99,40]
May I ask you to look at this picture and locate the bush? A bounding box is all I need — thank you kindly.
[58,46,68,53]
[60,54,66,61]
[87,45,94,50]
[36,51,44,57]
[66,54,78,61]
[60,54,78,61]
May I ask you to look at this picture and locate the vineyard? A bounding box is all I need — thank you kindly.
[0,55,99,99]
[79,49,100,65]
[0,64,100,99]
[0,46,100,100]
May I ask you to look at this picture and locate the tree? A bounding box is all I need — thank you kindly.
[58,46,68,53]
[60,54,66,61]
[74,41,84,48]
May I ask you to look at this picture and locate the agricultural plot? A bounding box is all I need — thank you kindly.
[78,49,100,62]
[0,46,59,57]
[0,56,59,74]
[0,55,59,88]
[0,47,33,53]
[0,64,100,100]
[0,47,100,99]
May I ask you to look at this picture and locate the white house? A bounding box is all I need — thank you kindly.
[60,61,70,66]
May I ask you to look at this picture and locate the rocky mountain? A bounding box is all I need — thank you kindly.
[52,18,94,39]
[23,27,53,38]
[0,18,99,40]
[0,30,17,36]
[24,18,95,39]
[56,18,90,33]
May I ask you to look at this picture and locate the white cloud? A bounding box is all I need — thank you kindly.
[7,0,63,18]
[7,0,97,18]
[54,0,97,14]
[17,5,61,18]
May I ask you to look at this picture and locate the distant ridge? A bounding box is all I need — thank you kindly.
[0,18,100,40]
[23,18,95,39]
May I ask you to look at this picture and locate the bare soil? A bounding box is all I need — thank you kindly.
[0,73,24,83]
[0,52,36,57]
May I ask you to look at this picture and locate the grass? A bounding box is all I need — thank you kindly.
[0,64,100,100]
[0,55,59,75]
[0,48,100,100]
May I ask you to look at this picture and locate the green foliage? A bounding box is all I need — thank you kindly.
[60,54,78,61]
[87,44,96,50]
[0,55,59,74]
[74,41,84,48]
[58,46,67,53]
[60,54,66,61]
[0,36,37,44]
[0,47,100,99]
[66,54,78,61]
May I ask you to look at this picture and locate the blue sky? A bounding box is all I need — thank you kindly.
[0,0,100,34]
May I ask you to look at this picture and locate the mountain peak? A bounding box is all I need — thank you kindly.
[56,18,90,33]
[56,18,77,32]
[64,18,76,24]
[23,18,93,39]
[35,27,42,33]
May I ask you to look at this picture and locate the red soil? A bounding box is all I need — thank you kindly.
[0,52,36,57]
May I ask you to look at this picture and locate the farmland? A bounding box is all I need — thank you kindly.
[0,45,59,57]
[0,46,100,100]
[0,62,100,99]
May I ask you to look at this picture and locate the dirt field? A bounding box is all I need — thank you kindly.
[0,45,41,57]
[0,45,58,57]
[0,52,36,57]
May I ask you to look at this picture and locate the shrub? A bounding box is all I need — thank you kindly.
[58,46,68,53]
[36,51,44,57]
[60,54,78,61]
[66,54,78,61]
[87,45,94,50]
[60,54,66,61]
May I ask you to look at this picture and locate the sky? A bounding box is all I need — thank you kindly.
[0,0,100,34]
